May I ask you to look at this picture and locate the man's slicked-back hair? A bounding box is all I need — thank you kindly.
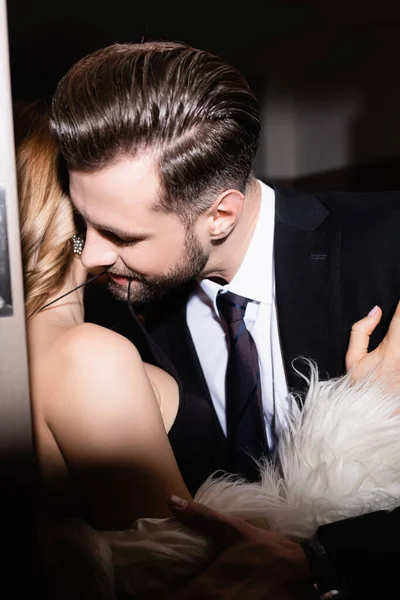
[51,41,261,224]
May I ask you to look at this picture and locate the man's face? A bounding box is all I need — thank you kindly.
[69,155,210,304]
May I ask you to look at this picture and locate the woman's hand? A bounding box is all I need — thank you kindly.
[346,301,400,387]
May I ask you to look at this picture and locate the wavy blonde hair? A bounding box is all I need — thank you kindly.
[14,100,76,319]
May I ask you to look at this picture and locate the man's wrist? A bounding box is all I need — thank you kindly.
[300,538,348,599]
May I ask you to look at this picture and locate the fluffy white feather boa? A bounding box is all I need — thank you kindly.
[39,365,400,599]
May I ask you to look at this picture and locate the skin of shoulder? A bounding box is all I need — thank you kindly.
[41,322,190,529]
[60,322,144,375]
[58,323,179,426]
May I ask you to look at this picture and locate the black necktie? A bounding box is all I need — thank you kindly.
[217,290,268,481]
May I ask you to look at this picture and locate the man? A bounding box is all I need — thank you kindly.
[50,41,400,598]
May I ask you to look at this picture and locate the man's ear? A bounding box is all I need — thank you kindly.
[207,190,245,239]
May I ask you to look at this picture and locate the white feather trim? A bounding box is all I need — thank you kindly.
[40,365,400,598]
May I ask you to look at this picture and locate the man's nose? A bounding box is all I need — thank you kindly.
[81,229,118,269]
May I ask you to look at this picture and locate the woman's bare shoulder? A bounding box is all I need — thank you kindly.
[60,322,142,368]
[34,323,141,410]
[36,322,188,526]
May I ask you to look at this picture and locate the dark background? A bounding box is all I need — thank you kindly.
[7,1,400,192]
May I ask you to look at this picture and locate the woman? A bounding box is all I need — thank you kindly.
[15,99,191,531]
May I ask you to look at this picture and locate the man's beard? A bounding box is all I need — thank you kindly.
[108,230,209,305]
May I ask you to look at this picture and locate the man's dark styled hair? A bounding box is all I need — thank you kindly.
[51,41,261,224]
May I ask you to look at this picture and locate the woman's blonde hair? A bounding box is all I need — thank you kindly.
[14,100,76,319]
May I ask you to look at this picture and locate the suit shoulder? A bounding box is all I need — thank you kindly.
[317,189,400,210]
[315,190,400,229]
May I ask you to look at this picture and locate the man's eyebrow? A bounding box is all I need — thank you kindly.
[86,218,145,241]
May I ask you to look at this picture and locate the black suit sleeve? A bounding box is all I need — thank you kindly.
[316,506,400,597]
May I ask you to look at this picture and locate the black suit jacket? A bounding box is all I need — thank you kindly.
[273,184,400,391]
[111,184,400,596]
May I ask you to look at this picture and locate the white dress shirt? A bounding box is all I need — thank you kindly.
[186,181,289,449]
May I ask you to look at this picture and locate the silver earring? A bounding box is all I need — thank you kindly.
[72,234,85,255]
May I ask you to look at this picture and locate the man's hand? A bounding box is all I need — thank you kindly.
[346,301,400,385]
[150,496,314,600]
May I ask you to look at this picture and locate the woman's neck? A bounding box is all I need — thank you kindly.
[37,258,87,328]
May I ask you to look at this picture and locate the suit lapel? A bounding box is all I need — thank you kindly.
[273,185,344,395]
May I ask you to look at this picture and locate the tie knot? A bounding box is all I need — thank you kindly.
[217,291,250,326]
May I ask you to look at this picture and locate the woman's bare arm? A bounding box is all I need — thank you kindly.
[44,323,191,530]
